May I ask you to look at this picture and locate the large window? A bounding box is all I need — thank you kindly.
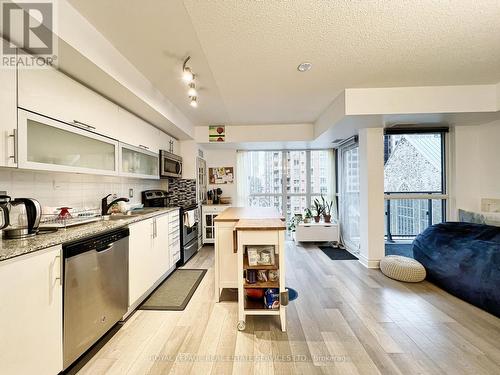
[237,150,334,220]
[384,131,447,240]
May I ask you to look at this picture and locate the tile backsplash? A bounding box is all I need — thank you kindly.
[0,168,167,213]
[168,178,197,208]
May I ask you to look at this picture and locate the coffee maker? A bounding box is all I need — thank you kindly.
[0,195,42,239]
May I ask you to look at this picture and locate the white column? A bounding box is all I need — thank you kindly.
[358,128,385,268]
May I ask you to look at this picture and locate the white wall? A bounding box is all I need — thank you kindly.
[203,149,237,204]
[0,169,166,213]
[450,120,500,217]
[358,128,385,268]
[194,124,314,144]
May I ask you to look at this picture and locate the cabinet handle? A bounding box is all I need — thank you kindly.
[139,144,149,150]
[233,229,238,253]
[72,120,96,130]
[8,129,17,163]
[54,254,62,286]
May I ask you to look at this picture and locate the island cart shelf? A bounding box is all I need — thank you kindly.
[235,218,287,332]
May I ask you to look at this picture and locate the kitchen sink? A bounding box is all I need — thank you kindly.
[101,209,161,221]
[102,212,143,221]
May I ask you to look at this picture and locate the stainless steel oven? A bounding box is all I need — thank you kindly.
[160,150,182,178]
[179,205,199,265]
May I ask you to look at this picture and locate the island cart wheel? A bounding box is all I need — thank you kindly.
[237,320,246,331]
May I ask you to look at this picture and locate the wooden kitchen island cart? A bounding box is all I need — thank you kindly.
[235,218,287,332]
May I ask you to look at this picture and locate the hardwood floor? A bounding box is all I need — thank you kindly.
[77,242,500,375]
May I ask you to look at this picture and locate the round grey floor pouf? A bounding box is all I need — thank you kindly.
[380,255,426,282]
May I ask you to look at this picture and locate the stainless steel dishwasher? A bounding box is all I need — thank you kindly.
[63,227,129,369]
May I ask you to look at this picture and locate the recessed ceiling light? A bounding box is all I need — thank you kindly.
[297,62,312,72]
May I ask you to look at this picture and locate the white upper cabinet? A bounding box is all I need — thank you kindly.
[18,109,119,175]
[117,107,160,153]
[18,63,120,140]
[0,39,17,167]
[157,130,179,155]
[119,142,159,179]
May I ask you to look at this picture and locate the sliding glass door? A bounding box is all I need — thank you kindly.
[339,143,360,253]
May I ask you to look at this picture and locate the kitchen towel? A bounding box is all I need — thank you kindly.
[184,210,196,227]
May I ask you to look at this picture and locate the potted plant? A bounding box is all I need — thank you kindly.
[321,195,334,223]
[287,214,303,232]
[312,198,324,223]
[304,208,313,223]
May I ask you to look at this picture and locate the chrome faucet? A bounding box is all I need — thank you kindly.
[101,194,130,216]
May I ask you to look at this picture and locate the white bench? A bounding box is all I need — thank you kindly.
[295,221,339,243]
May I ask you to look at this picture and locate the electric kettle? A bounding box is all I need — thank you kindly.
[0,195,42,239]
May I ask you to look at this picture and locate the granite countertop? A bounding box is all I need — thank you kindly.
[0,207,179,262]
[214,207,284,222]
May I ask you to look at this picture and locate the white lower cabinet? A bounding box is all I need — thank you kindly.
[153,214,171,280]
[0,245,63,375]
[168,210,181,267]
[203,205,230,244]
[128,218,155,306]
[128,212,179,307]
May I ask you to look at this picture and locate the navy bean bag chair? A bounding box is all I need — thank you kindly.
[413,222,500,317]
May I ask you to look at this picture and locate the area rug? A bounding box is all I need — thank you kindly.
[318,245,358,260]
[139,269,207,311]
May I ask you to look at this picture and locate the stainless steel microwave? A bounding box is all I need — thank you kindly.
[160,150,182,178]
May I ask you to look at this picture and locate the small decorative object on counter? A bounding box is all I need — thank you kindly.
[245,269,257,284]
[57,207,72,219]
[268,270,279,282]
[247,249,260,266]
[264,288,280,309]
[245,288,264,299]
[260,250,272,265]
[257,270,268,282]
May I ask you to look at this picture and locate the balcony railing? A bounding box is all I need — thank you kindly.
[384,195,446,241]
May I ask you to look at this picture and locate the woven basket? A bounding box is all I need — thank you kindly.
[380,255,426,283]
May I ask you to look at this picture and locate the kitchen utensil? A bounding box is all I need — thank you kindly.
[245,269,257,284]
[58,207,72,219]
[0,196,42,239]
[245,289,264,299]
[257,270,268,282]
[268,270,279,282]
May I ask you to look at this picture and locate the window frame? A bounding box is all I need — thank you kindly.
[245,149,334,219]
[383,130,448,240]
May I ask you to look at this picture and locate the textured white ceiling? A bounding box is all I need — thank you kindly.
[68,0,500,126]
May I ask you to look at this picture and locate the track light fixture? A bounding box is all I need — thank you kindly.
[182,56,194,83]
[188,83,197,97]
[190,96,198,108]
[183,56,199,108]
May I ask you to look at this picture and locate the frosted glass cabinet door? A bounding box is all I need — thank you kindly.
[119,144,159,179]
[17,110,119,175]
